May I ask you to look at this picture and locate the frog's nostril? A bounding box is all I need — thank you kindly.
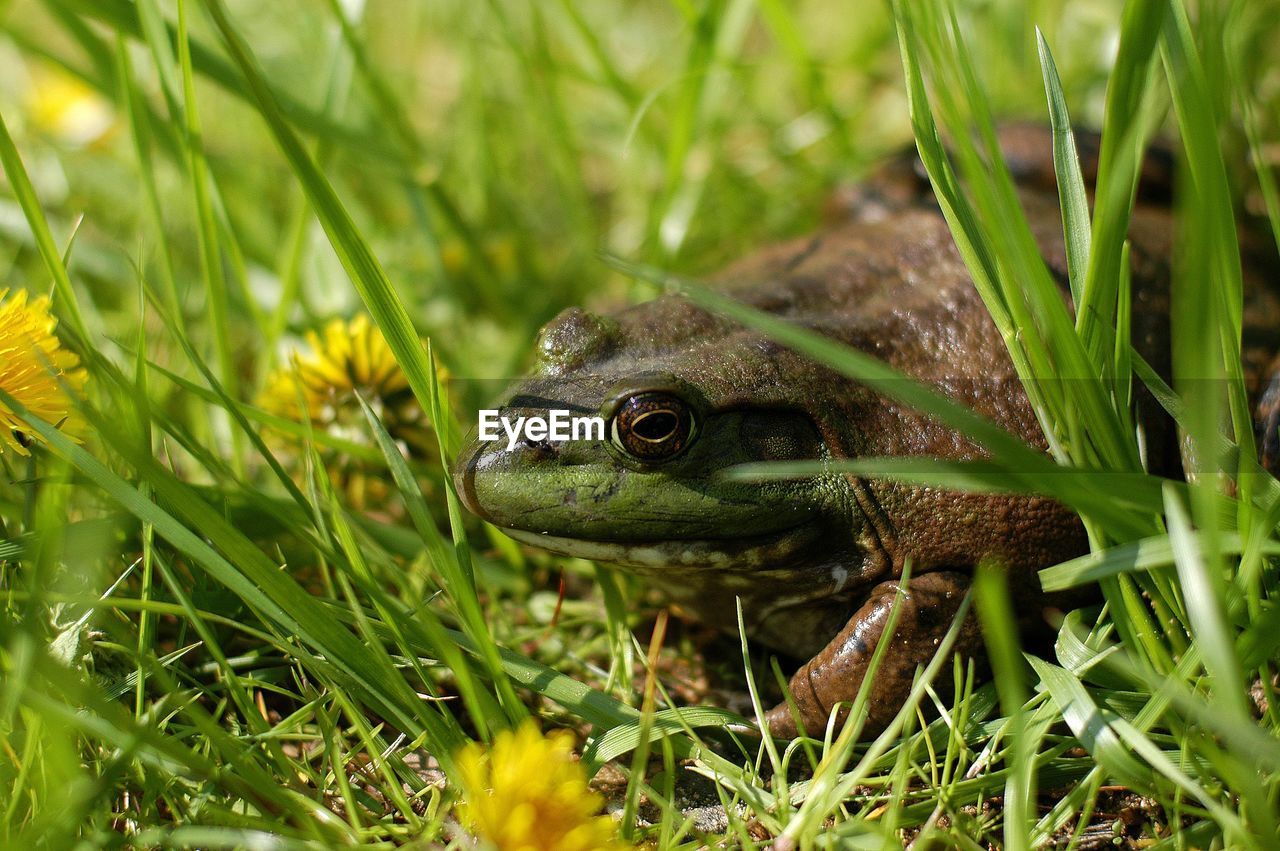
[517,435,558,460]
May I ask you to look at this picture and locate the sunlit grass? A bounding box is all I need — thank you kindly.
[1,0,1278,847]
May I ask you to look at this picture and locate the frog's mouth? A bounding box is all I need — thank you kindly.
[496,522,824,572]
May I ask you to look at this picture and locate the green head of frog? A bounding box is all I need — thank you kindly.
[451,302,863,575]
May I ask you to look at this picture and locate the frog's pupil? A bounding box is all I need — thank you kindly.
[610,392,695,462]
[633,410,678,442]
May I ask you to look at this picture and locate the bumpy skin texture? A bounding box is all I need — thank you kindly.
[453,125,1280,738]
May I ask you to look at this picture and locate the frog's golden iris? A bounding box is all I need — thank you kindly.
[609,391,695,462]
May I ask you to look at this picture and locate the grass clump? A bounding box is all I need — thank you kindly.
[0,0,1278,847]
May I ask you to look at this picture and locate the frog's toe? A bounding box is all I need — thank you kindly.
[763,571,984,740]
[761,701,800,740]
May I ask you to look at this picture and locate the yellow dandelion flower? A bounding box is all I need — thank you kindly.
[456,721,629,851]
[262,314,429,448]
[26,69,115,147]
[0,288,86,455]
[261,315,434,509]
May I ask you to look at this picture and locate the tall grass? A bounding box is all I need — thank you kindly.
[0,0,1278,847]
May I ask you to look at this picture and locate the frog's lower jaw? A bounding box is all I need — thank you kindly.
[497,522,824,571]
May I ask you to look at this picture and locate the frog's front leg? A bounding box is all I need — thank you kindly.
[761,571,984,739]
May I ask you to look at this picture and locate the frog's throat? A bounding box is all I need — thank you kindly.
[498,523,823,571]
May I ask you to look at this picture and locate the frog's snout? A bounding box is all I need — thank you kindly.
[450,428,569,526]
[451,439,490,523]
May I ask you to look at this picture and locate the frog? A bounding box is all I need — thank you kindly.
[452,124,1280,738]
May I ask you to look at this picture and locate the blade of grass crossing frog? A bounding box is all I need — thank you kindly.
[1079,0,1164,364]
[895,4,1085,467]
[728,457,1167,524]
[354,393,518,734]
[3,391,469,776]
[1036,29,1091,308]
[924,3,1140,472]
[1162,1,1256,492]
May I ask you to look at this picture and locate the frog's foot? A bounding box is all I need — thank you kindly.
[761,571,984,740]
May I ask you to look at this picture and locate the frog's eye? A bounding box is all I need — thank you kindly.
[610,392,695,462]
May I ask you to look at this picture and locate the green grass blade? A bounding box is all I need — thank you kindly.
[1036,28,1091,306]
